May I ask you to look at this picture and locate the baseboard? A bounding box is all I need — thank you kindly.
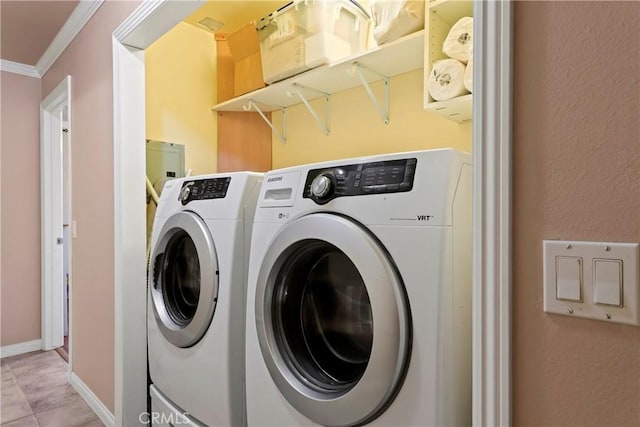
[70,372,115,427]
[0,339,42,358]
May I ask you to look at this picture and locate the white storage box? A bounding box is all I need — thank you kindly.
[257,0,370,84]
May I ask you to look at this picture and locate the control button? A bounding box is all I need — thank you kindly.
[386,184,400,191]
[363,186,374,193]
[353,180,360,188]
[593,259,623,306]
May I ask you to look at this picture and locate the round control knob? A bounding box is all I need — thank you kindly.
[179,185,191,202]
[311,174,333,199]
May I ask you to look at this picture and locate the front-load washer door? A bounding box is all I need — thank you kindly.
[149,211,219,348]
[255,213,412,426]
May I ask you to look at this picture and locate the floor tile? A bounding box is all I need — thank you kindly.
[34,396,97,427]
[0,414,39,427]
[78,419,104,427]
[1,363,15,388]
[0,382,32,424]
[14,367,68,397]
[25,383,79,414]
[1,352,43,367]
[8,353,64,378]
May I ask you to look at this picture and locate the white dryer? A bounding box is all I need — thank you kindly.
[148,172,263,426]
[245,149,472,426]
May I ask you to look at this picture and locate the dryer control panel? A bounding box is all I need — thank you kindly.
[179,177,230,205]
[304,158,416,205]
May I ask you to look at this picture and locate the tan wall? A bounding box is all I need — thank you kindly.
[513,1,640,426]
[146,22,218,176]
[40,0,141,412]
[0,71,42,346]
[272,70,472,169]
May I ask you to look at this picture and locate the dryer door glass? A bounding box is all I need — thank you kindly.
[150,211,219,348]
[255,213,411,427]
[273,241,373,393]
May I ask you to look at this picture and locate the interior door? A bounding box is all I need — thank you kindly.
[254,213,412,426]
[149,211,219,348]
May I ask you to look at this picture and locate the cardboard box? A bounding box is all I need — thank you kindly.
[227,23,266,96]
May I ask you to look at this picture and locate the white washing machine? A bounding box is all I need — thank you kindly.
[245,149,472,426]
[148,172,263,426]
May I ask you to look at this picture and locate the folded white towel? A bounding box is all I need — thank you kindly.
[427,58,469,101]
[442,17,473,64]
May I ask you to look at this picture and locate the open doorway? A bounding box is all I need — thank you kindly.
[40,75,73,373]
[113,1,512,425]
[55,112,72,363]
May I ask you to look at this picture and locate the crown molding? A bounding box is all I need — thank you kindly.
[113,0,203,49]
[36,0,105,77]
[0,59,40,78]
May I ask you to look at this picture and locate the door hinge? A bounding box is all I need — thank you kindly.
[57,237,63,245]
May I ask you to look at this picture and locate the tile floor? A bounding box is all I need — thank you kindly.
[1,351,103,427]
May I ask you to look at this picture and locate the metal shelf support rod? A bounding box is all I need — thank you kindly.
[243,99,286,143]
[290,83,330,136]
[352,62,390,124]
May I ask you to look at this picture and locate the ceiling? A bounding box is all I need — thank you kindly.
[183,1,288,34]
[0,0,79,66]
[0,0,289,67]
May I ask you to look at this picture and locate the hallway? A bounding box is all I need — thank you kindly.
[1,351,102,426]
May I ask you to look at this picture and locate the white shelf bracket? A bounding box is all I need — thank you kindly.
[243,99,287,143]
[352,62,390,124]
[288,83,330,136]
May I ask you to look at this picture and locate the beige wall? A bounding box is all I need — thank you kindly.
[0,71,42,346]
[513,1,640,425]
[272,70,472,169]
[40,0,141,412]
[146,22,218,176]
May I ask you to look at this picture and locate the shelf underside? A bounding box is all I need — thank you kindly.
[212,30,425,112]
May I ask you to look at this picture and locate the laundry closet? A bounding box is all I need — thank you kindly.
[143,1,475,425]
[144,0,473,180]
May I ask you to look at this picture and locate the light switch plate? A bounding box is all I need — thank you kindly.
[543,240,640,325]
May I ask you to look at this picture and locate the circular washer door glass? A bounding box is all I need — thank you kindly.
[162,230,201,326]
[149,211,218,348]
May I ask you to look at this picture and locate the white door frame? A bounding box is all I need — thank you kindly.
[112,1,512,426]
[472,1,512,424]
[40,75,73,368]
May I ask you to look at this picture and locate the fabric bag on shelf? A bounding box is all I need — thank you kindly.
[369,0,425,45]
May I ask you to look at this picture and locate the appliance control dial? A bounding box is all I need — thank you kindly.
[311,174,333,199]
[179,185,191,202]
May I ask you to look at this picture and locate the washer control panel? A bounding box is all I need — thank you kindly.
[179,177,231,205]
[303,158,416,204]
